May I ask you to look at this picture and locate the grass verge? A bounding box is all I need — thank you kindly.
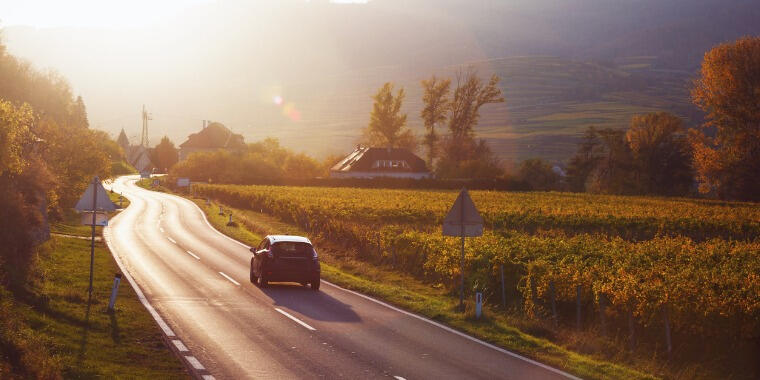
[2,215,187,378]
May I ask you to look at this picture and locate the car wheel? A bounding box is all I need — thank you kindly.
[310,278,320,291]
[250,266,258,284]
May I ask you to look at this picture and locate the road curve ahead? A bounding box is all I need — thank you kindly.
[104,176,577,380]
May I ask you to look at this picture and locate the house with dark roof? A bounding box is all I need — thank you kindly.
[178,122,246,161]
[330,146,431,179]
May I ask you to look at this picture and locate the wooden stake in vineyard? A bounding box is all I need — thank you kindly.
[443,189,483,311]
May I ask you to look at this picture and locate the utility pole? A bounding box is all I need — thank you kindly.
[141,105,152,147]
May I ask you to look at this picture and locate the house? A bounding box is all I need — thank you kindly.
[178,122,246,161]
[117,128,130,153]
[330,146,431,179]
[126,145,153,173]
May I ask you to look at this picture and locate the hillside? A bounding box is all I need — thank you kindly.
[3,0,758,163]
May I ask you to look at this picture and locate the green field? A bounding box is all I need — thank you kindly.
[193,182,760,379]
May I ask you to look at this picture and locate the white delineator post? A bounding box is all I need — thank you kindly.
[475,292,483,319]
[108,273,122,311]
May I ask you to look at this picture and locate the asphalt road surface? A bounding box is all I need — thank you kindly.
[105,175,577,380]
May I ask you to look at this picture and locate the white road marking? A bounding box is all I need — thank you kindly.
[275,308,316,331]
[394,376,406,380]
[323,281,581,380]
[219,271,240,286]
[167,237,177,244]
[102,228,176,338]
[185,356,205,370]
[172,339,188,352]
[202,376,216,380]
[186,250,200,260]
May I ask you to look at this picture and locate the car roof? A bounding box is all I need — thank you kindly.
[267,235,312,245]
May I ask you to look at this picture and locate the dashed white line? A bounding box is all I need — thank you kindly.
[219,271,240,286]
[202,375,216,380]
[186,250,200,260]
[275,308,316,331]
[394,376,406,380]
[185,356,205,370]
[167,237,177,244]
[172,339,188,352]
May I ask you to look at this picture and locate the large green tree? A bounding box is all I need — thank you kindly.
[690,36,760,200]
[151,136,179,173]
[626,112,692,195]
[362,82,416,151]
[420,76,451,167]
[436,68,504,179]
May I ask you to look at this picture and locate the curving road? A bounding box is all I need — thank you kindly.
[104,175,576,380]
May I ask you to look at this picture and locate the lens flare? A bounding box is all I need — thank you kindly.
[273,95,284,106]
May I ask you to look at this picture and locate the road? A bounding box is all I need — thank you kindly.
[104,175,576,380]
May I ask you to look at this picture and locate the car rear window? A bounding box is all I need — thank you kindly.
[272,242,313,259]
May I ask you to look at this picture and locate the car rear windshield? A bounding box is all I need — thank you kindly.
[272,242,314,259]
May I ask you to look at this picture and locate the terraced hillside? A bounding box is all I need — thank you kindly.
[256,56,696,163]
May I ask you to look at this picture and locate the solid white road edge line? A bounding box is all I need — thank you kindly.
[186,250,201,260]
[167,237,177,244]
[219,271,240,286]
[275,308,316,331]
[106,178,214,380]
[103,228,175,338]
[158,180,580,380]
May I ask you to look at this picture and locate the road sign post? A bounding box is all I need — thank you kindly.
[443,189,483,311]
[75,176,116,299]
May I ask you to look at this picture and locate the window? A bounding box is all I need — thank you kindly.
[372,160,410,169]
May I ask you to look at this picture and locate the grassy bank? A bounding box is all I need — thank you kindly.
[1,216,186,378]
[181,190,656,380]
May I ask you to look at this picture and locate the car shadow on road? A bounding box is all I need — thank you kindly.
[259,283,361,323]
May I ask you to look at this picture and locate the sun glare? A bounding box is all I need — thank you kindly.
[0,0,213,28]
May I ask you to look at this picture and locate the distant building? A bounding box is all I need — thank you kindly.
[126,145,153,174]
[178,122,246,161]
[117,128,130,153]
[330,146,431,179]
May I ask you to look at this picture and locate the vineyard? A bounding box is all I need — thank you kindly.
[193,184,760,360]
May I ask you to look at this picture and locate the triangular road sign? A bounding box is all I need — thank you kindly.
[443,189,483,237]
[75,177,117,212]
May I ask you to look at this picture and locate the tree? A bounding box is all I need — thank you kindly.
[585,128,635,194]
[445,68,504,162]
[420,76,451,167]
[435,68,504,179]
[517,159,560,191]
[362,82,416,151]
[150,136,179,173]
[690,36,760,200]
[566,127,602,192]
[626,112,692,195]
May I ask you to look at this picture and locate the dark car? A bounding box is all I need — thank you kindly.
[250,235,320,291]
